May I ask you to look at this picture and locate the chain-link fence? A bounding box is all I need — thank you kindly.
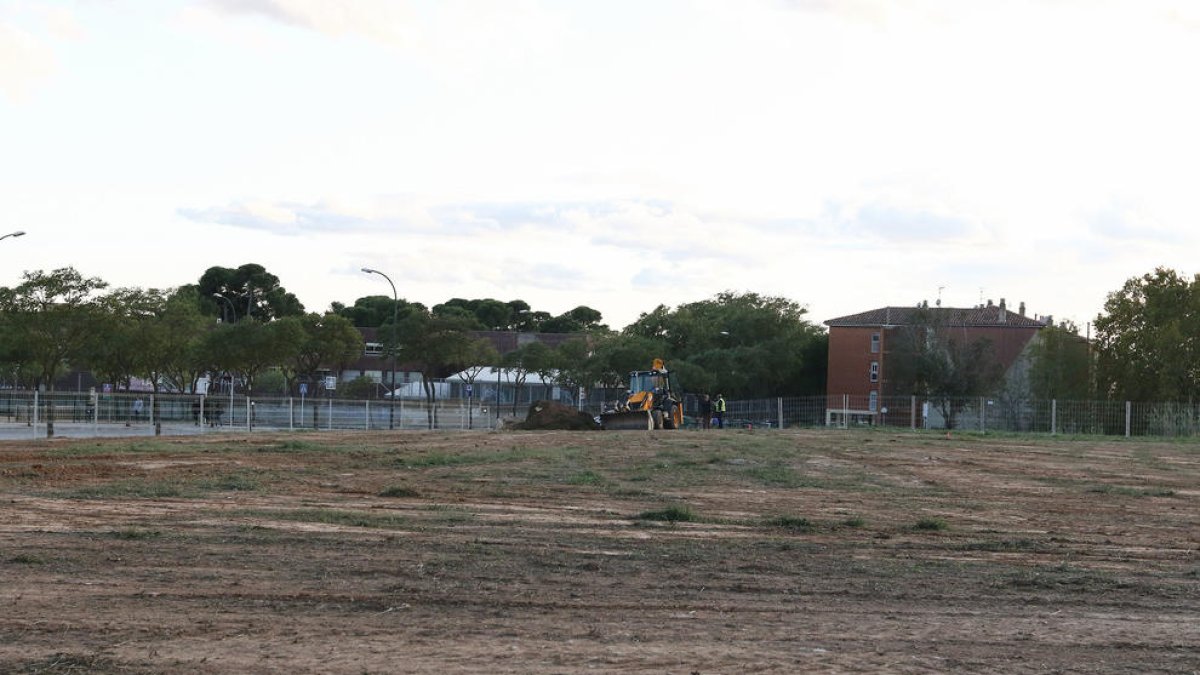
[6,388,1200,440]
[0,390,508,439]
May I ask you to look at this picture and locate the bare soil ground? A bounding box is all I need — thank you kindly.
[0,428,1197,674]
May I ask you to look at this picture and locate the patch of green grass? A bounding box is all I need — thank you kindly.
[635,504,698,523]
[195,473,261,492]
[62,472,261,499]
[954,538,1043,552]
[764,515,816,532]
[745,464,807,487]
[379,485,420,498]
[271,440,324,452]
[566,470,605,486]
[239,508,409,530]
[1086,484,1176,497]
[8,553,45,564]
[109,528,163,540]
[913,517,949,531]
[66,480,191,499]
[841,516,866,528]
[44,441,175,457]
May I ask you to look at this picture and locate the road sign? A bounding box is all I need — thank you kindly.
[299,383,308,396]
[324,376,337,390]
[465,384,473,397]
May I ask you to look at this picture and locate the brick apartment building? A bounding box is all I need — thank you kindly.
[824,300,1048,424]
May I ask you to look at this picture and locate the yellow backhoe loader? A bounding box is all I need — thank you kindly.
[600,359,684,431]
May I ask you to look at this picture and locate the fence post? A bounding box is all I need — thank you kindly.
[979,396,985,432]
[1051,399,1057,435]
[842,394,849,429]
[288,397,293,431]
[327,397,333,431]
[1125,401,1131,437]
[777,397,784,429]
[33,390,39,436]
[365,400,370,430]
[910,396,916,431]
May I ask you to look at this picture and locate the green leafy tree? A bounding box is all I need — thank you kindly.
[218,319,305,394]
[333,295,424,328]
[433,298,513,331]
[1094,267,1200,402]
[887,307,1005,428]
[588,333,668,392]
[198,263,305,322]
[396,310,480,428]
[551,338,596,405]
[457,339,499,427]
[282,313,364,395]
[540,305,608,333]
[501,341,549,410]
[1028,322,1092,400]
[0,268,108,390]
[623,291,826,398]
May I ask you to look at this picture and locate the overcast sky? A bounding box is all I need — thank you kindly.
[3,0,1197,330]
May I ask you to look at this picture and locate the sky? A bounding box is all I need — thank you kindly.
[3,0,1199,332]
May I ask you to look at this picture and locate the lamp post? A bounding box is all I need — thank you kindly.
[362,268,398,430]
[212,293,237,324]
[0,231,25,242]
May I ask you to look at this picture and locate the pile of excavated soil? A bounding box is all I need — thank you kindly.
[512,400,599,430]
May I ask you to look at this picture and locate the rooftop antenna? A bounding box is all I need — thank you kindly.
[936,286,944,307]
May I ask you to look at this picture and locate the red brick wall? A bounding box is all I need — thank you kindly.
[826,326,880,405]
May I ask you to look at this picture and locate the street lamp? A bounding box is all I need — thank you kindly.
[212,293,237,323]
[362,267,398,430]
[0,231,25,242]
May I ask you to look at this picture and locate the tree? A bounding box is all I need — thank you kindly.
[0,268,108,390]
[156,287,217,394]
[887,307,1005,429]
[551,338,595,406]
[334,295,425,329]
[588,333,668,393]
[433,298,513,331]
[457,339,499,428]
[500,343,536,415]
[1028,322,1092,400]
[282,313,364,395]
[623,291,826,398]
[218,319,305,394]
[198,263,305,322]
[80,287,161,391]
[1094,267,1200,402]
[396,310,480,428]
[540,305,609,333]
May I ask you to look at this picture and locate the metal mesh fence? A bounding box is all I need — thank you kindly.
[5,388,1200,439]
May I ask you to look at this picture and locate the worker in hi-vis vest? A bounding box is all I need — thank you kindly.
[714,394,726,429]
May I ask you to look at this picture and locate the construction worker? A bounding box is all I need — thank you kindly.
[698,394,713,430]
[714,394,726,429]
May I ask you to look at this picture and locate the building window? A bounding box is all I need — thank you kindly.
[870,332,880,353]
[869,361,879,383]
[869,390,878,412]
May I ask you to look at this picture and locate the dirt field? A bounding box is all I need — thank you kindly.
[0,428,1197,674]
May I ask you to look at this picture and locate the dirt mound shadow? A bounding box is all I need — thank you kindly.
[512,400,600,431]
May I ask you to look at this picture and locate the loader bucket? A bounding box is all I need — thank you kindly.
[600,410,655,431]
